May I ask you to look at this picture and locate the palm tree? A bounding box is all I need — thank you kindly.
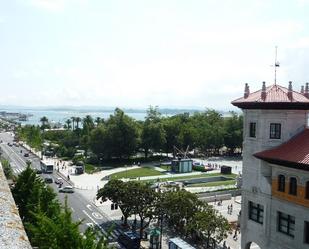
[65,119,72,130]
[95,117,102,127]
[83,115,94,133]
[40,116,48,126]
[40,116,49,130]
[75,117,81,130]
[71,117,76,130]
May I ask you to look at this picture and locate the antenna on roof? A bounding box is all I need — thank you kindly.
[274,46,280,85]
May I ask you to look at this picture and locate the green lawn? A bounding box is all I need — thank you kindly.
[187,180,236,187]
[110,167,163,180]
[159,165,170,171]
[84,164,101,174]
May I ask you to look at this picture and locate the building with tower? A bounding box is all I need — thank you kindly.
[232,82,309,249]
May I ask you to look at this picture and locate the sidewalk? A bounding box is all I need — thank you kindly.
[210,196,242,249]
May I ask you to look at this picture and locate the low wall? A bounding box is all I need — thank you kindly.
[0,162,32,249]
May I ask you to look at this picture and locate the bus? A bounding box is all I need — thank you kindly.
[40,160,54,174]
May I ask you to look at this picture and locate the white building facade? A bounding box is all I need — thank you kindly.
[232,82,309,249]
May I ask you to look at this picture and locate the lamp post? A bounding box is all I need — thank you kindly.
[159,210,164,249]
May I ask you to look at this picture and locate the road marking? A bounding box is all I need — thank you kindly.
[86,222,94,227]
[92,212,103,220]
[86,204,93,211]
[71,207,75,212]
[82,210,108,236]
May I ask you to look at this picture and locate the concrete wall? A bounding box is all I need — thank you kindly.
[0,162,32,249]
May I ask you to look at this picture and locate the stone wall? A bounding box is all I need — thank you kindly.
[0,162,32,249]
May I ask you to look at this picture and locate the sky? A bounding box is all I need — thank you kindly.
[1,0,309,110]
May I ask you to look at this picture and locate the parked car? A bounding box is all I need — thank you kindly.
[59,186,74,193]
[24,153,29,157]
[44,177,53,184]
[55,178,63,184]
[35,169,42,174]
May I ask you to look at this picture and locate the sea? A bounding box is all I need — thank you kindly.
[0,107,207,126]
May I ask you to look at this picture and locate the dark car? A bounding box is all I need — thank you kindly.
[44,177,53,184]
[35,169,43,174]
[24,153,29,157]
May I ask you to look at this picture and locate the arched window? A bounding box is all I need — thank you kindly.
[306,181,309,199]
[289,177,297,196]
[278,175,285,192]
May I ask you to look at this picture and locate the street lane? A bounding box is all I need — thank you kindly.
[0,132,123,242]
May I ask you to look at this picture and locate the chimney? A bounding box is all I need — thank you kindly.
[244,83,250,98]
[287,81,293,100]
[305,83,309,98]
[301,85,304,94]
[261,81,266,100]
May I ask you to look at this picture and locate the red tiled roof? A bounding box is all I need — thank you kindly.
[232,84,309,109]
[254,129,309,169]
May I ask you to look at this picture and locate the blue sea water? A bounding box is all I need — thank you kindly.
[12,109,148,125]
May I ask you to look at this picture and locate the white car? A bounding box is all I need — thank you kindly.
[59,186,74,193]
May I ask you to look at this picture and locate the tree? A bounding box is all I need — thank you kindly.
[76,117,82,130]
[223,112,243,154]
[161,189,201,234]
[40,116,49,130]
[162,117,181,156]
[89,125,109,160]
[97,179,133,226]
[12,164,60,224]
[83,115,95,135]
[13,166,109,249]
[95,117,103,127]
[1,159,15,180]
[141,122,166,158]
[27,197,109,249]
[65,119,72,130]
[71,117,76,130]
[105,108,138,159]
[187,204,230,248]
[128,181,158,239]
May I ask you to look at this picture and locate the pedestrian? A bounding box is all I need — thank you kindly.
[223,241,227,249]
[230,203,233,214]
[233,230,238,240]
[227,205,230,214]
[67,175,70,180]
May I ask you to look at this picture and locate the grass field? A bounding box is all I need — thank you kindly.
[85,164,101,174]
[159,165,170,171]
[110,167,163,179]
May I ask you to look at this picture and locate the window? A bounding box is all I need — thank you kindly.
[289,177,297,196]
[306,182,309,199]
[278,211,295,237]
[278,175,285,192]
[249,201,264,224]
[270,123,281,139]
[249,122,256,138]
[305,221,309,244]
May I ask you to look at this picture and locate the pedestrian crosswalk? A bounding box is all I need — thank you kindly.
[99,224,122,242]
[13,167,24,174]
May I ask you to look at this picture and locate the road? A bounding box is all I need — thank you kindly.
[0,132,123,243]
